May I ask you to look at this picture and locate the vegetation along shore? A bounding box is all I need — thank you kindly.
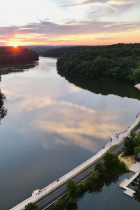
[57,43,140,85]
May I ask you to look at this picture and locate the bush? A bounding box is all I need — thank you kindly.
[24,203,39,210]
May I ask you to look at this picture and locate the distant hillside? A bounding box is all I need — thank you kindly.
[0,47,39,65]
[25,45,84,54]
[41,46,93,57]
[24,46,59,54]
[57,43,140,84]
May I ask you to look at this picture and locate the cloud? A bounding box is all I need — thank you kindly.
[1,19,140,40]
[58,0,118,12]
[108,0,138,5]
[58,0,138,7]
[58,0,139,13]
[95,37,114,40]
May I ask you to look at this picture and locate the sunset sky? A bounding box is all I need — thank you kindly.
[0,0,140,46]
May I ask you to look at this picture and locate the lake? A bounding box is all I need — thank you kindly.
[0,57,140,210]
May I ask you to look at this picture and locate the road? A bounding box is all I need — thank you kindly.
[35,141,125,210]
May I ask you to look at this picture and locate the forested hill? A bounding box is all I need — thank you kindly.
[41,46,93,57]
[0,47,39,65]
[57,43,140,84]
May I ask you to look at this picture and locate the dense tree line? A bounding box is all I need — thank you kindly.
[0,47,39,65]
[57,43,140,84]
[41,46,92,58]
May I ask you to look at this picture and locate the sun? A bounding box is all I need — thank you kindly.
[12,42,18,48]
[9,41,21,48]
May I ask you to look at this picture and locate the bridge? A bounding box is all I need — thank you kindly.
[10,113,140,210]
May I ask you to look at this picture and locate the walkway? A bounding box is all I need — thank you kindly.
[119,172,140,197]
[110,113,140,145]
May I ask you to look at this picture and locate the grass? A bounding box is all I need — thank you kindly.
[132,121,140,133]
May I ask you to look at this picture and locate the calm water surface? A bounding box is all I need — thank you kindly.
[0,57,140,210]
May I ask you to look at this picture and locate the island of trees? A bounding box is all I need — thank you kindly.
[57,43,140,84]
[0,46,39,65]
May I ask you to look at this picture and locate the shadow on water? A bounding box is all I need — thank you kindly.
[58,70,140,100]
[131,174,140,202]
[0,61,38,75]
[63,173,122,210]
[0,77,7,123]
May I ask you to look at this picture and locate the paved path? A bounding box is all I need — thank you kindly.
[10,113,140,210]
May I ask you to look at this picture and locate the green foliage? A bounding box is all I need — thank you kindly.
[95,162,105,177]
[57,43,140,83]
[134,146,140,155]
[24,203,39,210]
[53,199,65,210]
[66,180,78,200]
[133,67,140,83]
[104,153,119,169]
[124,131,140,156]
[103,153,127,173]
[0,92,7,123]
[0,46,39,65]
[124,131,137,155]
[89,170,100,183]
[132,122,140,133]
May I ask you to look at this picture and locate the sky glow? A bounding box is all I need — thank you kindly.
[0,0,140,46]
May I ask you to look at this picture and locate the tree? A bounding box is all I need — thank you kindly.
[124,131,137,155]
[89,170,100,183]
[135,136,140,147]
[24,203,39,210]
[134,67,140,83]
[103,153,120,170]
[95,162,105,178]
[0,92,7,124]
[66,180,78,200]
[134,146,140,155]
[53,199,65,210]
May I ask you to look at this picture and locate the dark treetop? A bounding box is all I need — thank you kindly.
[0,46,39,65]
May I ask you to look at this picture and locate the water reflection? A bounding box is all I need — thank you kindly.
[0,61,38,75]
[0,58,140,210]
[58,71,140,100]
[77,173,140,210]
[0,78,7,123]
[131,174,140,202]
